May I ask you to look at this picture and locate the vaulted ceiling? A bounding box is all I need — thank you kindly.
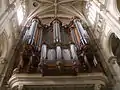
[26,0,87,24]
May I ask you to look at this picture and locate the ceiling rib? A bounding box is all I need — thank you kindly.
[54,0,57,18]
[58,0,75,4]
[59,5,84,19]
[35,0,53,4]
[28,5,54,19]
[27,0,87,21]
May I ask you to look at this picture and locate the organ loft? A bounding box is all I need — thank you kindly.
[14,17,101,75]
[8,17,107,90]
[1,0,120,90]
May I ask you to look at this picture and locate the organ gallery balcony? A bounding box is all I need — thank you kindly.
[8,73,108,90]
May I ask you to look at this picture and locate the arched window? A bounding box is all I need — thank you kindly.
[110,33,120,65]
[117,0,120,12]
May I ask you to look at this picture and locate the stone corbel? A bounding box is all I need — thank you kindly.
[94,84,101,90]
[18,84,24,90]
[108,56,117,64]
[0,57,7,64]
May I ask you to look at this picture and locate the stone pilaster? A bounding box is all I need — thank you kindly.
[2,0,9,11]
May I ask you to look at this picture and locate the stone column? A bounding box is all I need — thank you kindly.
[2,0,9,11]
[94,84,101,90]
[0,57,7,87]
[0,57,6,74]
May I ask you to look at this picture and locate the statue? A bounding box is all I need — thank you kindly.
[14,44,33,73]
[38,60,48,76]
[27,51,39,73]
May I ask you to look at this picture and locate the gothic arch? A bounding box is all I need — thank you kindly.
[109,33,120,65]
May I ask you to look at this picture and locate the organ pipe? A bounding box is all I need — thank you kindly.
[74,28,81,46]
[28,19,39,45]
[74,19,88,45]
[37,28,43,50]
[53,20,61,43]
[56,46,62,60]
[23,28,29,42]
[34,28,39,48]
[40,44,47,60]
[70,44,78,60]
[70,27,77,44]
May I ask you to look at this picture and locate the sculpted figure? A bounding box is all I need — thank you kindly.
[16,45,33,73]
[27,51,39,72]
[38,60,48,76]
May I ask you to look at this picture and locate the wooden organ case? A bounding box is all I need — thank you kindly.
[8,17,108,90]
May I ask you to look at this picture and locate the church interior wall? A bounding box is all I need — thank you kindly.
[1,0,120,89]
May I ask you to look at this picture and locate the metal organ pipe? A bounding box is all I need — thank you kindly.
[37,28,43,50]
[70,44,78,60]
[74,28,81,46]
[23,28,29,42]
[40,44,47,60]
[74,19,88,45]
[56,46,62,60]
[28,19,39,45]
[53,20,61,43]
[70,27,77,44]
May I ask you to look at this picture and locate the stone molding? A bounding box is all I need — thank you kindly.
[8,73,108,89]
[108,56,117,64]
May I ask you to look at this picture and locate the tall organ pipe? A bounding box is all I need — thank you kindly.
[34,28,39,48]
[53,20,61,43]
[74,19,88,45]
[70,27,78,44]
[28,19,39,45]
[74,28,81,46]
[23,28,29,42]
[37,28,43,50]
[70,44,78,60]
[56,46,62,60]
[40,44,47,60]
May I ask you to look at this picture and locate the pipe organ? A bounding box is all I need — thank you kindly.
[15,17,102,76]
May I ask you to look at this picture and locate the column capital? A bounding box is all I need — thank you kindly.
[32,18,39,23]
[108,56,117,64]
[32,17,41,23]
[18,84,23,90]
[0,57,7,64]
